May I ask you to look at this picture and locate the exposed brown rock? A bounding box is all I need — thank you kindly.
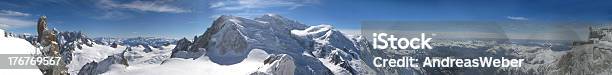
[35,16,68,75]
[37,16,47,42]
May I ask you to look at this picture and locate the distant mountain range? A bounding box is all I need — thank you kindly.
[93,37,176,47]
[2,14,612,75]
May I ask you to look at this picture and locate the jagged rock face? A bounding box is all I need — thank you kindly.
[553,26,612,75]
[35,16,69,75]
[93,37,176,47]
[36,16,60,56]
[143,45,153,53]
[123,37,176,47]
[57,31,97,67]
[256,54,296,75]
[126,46,132,51]
[34,16,103,75]
[110,42,118,48]
[170,38,206,59]
[37,16,47,42]
[77,61,98,75]
[58,31,93,47]
[173,38,192,52]
[189,15,237,57]
[40,29,57,47]
[292,24,379,75]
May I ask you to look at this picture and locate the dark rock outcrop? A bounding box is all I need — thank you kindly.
[258,54,296,75]
[143,45,153,53]
[170,38,206,59]
[110,42,118,48]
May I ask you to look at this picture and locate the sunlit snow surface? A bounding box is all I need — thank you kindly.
[67,43,127,75]
[0,29,43,75]
[103,49,272,75]
[66,43,177,75]
[0,29,38,54]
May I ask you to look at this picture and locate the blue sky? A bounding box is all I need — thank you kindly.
[0,0,610,39]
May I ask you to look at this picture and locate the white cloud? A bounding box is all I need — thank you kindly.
[94,11,132,20]
[209,0,318,18]
[208,10,271,19]
[210,0,317,11]
[0,10,30,17]
[209,1,226,8]
[0,17,36,29]
[0,10,35,29]
[98,0,190,13]
[506,16,528,21]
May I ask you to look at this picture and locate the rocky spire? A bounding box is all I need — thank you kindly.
[35,16,68,75]
[37,16,47,42]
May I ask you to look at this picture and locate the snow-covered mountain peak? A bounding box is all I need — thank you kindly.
[165,14,379,74]
[264,13,280,17]
[291,24,333,37]
[254,14,308,30]
[259,13,286,20]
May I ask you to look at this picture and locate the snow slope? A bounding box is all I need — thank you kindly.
[68,42,176,75]
[102,49,294,75]
[171,14,378,74]
[67,43,127,75]
[0,29,43,75]
[0,29,39,54]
